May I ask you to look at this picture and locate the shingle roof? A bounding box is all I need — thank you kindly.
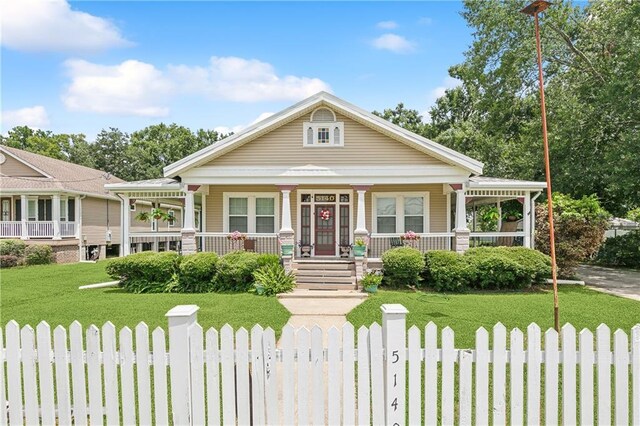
[0,145,124,198]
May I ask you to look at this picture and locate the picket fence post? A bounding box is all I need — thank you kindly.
[381,303,408,426]
[166,304,200,425]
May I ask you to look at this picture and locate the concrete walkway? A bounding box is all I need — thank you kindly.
[577,264,640,301]
[277,289,367,342]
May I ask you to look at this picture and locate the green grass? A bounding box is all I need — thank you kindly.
[0,262,291,333]
[348,286,640,347]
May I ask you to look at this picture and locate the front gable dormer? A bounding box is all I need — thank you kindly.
[303,107,344,147]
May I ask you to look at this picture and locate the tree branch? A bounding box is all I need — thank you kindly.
[546,22,606,83]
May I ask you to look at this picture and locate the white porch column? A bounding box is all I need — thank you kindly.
[181,187,198,255]
[523,192,531,248]
[52,194,61,240]
[20,195,28,240]
[122,195,131,256]
[277,185,296,272]
[452,184,470,253]
[352,185,371,281]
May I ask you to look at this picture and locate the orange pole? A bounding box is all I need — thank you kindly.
[533,12,560,332]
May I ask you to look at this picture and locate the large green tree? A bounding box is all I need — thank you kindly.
[425,0,640,215]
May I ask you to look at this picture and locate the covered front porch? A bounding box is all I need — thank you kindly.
[107,176,546,261]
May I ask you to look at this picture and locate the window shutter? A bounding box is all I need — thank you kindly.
[38,200,45,221]
[15,199,21,221]
[68,199,75,222]
[334,126,341,145]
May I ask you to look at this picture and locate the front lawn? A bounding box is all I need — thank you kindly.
[0,262,291,333]
[347,287,640,347]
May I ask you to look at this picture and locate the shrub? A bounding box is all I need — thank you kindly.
[626,208,640,223]
[381,247,425,288]
[423,251,474,292]
[465,247,551,285]
[0,239,26,257]
[252,263,295,296]
[176,252,219,293]
[212,251,261,292]
[23,244,54,265]
[106,251,181,293]
[466,254,528,290]
[536,193,609,277]
[360,270,383,288]
[0,255,19,268]
[257,253,280,269]
[596,230,640,268]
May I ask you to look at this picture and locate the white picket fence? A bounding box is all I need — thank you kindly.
[2,304,639,425]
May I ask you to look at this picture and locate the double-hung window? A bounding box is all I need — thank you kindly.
[59,198,68,222]
[225,193,279,234]
[373,193,429,234]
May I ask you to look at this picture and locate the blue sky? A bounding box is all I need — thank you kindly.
[1,1,472,138]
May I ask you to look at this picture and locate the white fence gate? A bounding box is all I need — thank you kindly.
[2,304,639,425]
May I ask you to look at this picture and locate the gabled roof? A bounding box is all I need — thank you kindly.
[164,92,484,177]
[0,145,124,198]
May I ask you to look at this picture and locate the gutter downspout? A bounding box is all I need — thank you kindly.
[531,191,542,249]
[115,193,125,257]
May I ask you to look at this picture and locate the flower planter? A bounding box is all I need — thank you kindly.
[281,244,294,256]
[254,283,265,296]
[364,284,378,294]
[340,246,351,258]
[353,245,366,257]
[300,245,312,257]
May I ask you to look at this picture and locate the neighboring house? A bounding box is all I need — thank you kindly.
[106,92,546,286]
[0,146,185,262]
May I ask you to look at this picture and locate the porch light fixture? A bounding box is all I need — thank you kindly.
[521,0,560,332]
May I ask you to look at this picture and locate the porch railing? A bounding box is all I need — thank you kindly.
[0,221,22,238]
[129,232,182,253]
[60,222,77,237]
[197,232,279,255]
[368,233,454,258]
[0,221,78,238]
[469,231,525,247]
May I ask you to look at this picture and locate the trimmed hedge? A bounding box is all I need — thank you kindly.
[423,251,475,292]
[0,255,19,268]
[0,239,26,257]
[177,252,219,293]
[381,247,425,288]
[24,245,54,266]
[596,230,640,268]
[420,247,552,292]
[212,251,262,292]
[106,251,182,293]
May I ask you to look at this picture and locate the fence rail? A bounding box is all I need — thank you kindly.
[368,233,453,257]
[0,222,21,238]
[2,306,639,425]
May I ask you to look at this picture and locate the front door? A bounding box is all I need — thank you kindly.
[314,205,335,255]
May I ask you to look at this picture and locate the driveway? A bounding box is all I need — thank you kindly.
[576,264,640,301]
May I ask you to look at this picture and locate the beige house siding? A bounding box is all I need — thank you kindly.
[205,110,448,167]
[202,184,449,234]
[0,155,44,177]
[81,197,122,245]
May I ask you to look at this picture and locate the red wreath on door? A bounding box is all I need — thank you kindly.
[319,208,332,221]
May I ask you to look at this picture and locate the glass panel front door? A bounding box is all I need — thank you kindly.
[314,205,335,255]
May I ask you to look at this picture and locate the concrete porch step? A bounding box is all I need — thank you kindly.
[278,289,367,299]
[295,276,355,284]
[278,283,366,297]
[293,262,354,271]
[294,269,354,277]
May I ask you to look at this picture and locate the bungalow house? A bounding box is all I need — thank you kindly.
[0,146,186,262]
[106,92,546,287]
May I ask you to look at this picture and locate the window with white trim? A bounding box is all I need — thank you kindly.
[60,198,68,222]
[224,193,279,234]
[303,107,344,147]
[372,193,429,234]
[27,199,37,221]
[167,210,176,227]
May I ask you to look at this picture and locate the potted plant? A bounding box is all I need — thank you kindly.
[400,230,420,248]
[151,208,165,221]
[227,230,247,250]
[503,208,523,222]
[339,244,351,257]
[353,237,368,257]
[360,269,382,293]
[254,282,266,296]
[135,211,150,222]
[279,238,294,256]
[298,241,313,257]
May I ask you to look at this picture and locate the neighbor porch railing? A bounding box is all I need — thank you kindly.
[60,222,77,237]
[0,221,78,239]
[0,221,22,238]
[197,232,279,255]
[469,231,525,248]
[368,232,454,258]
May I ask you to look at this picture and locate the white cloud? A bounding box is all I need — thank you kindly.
[418,17,433,25]
[1,0,130,53]
[428,76,461,103]
[61,56,330,116]
[1,106,50,131]
[169,56,331,102]
[62,59,173,117]
[371,33,416,54]
[214,111,275,135]
[376,21,398,30]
